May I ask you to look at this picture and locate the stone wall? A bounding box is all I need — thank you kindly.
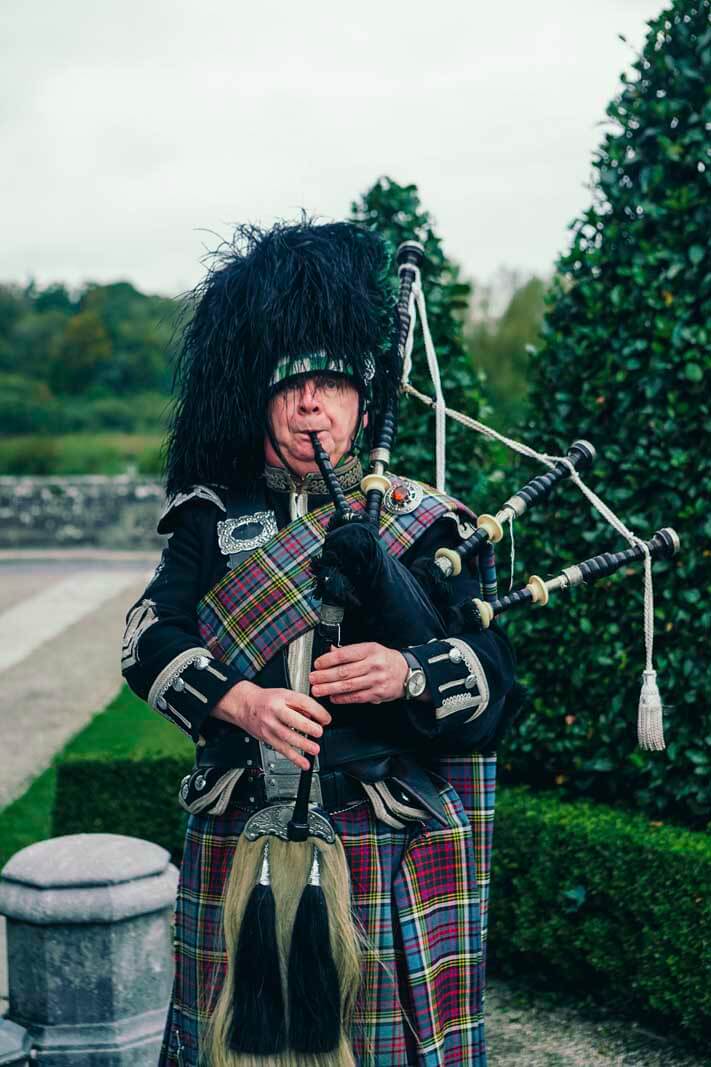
[0,477,165,551]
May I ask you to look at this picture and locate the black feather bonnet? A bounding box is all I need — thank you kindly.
[165,218,398,495]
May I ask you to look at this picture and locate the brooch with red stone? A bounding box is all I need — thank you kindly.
[383,478,424,515]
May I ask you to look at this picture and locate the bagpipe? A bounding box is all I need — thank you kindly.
[303,237,679,754]
[205,236,680,1067]
[355,239,679,754]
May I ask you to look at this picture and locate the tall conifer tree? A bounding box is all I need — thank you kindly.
[502,0,710,825]
[351,177,490,501]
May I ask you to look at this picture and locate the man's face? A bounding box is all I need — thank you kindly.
[264,373,365,475]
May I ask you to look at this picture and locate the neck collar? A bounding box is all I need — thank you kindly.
[264,453,362,496]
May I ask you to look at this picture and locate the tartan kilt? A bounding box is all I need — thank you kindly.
[158,755,496,1067]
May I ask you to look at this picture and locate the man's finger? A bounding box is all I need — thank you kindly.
[284,690,332,724]
[313,643,374,669]
[310,662,369,686]
[331,689,379,704]
[273,722,320,757]
[281,707,325,738]
[311,674,371,697]
[273,741,311,772]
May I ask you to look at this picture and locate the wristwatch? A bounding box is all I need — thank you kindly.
[402,651,427,700]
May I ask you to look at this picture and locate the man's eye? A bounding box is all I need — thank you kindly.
[321,376,342,390]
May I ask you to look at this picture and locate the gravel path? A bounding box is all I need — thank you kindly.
[486,977,709,1066]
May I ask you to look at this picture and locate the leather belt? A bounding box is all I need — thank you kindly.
[196,728,404,772]
[229,767,366,814]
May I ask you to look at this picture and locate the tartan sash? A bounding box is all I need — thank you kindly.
[197,481,497,680]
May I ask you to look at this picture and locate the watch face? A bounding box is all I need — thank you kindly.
[407,669,427,698]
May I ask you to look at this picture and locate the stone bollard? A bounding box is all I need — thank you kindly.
[0,1019,31,1066]
[0,833,179,1066]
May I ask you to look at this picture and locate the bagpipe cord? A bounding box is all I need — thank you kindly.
[400,264,665,750]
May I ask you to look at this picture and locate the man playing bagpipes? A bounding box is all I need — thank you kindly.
[122,219,522,1066]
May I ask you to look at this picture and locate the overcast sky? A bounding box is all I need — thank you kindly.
[1,0,664,297]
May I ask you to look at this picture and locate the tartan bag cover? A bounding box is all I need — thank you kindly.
[196,479,498,679]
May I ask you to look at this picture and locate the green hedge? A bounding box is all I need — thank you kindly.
[490,787,711,1045]
[52,748,710,1045]
[53,754,191,865]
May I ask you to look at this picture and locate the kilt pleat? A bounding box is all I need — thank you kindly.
[158,760,494,1067]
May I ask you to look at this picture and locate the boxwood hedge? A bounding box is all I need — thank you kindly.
[52,755,710,1044]
[53,754,190,865]
[491,786,710,1046]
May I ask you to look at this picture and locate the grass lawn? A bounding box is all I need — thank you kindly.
[0,684,191,870]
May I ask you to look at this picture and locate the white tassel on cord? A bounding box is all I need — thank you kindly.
[637,552,665,750]
[401,380,666,751]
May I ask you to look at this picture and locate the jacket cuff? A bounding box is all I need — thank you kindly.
[147,647,244,743]
[404,638,490,737]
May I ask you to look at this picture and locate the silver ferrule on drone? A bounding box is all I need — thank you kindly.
[559,565,585,589]
[434,555,454,578]
[497,495,528,523]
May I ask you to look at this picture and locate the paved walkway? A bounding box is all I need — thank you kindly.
[0,557,152,811]
[0,555,707,1065]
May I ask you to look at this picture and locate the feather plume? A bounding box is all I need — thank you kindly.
[165,216,397,496]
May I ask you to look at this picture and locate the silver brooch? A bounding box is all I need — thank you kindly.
[383,478,424,515]
[217,511,278,555]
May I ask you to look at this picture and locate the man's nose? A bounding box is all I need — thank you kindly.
[297,382,321,412]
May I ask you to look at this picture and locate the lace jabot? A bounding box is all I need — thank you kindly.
[263,453,362,497]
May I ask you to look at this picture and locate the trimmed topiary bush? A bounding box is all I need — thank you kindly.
[490,787,711,1046]
[498,0,710,826]
[351,177,492,501]
[53,754,191,865]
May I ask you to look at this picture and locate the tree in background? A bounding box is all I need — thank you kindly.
[50,310,113,394]
[499,0,710,826]
[0,285,30,372]
[350,177,492,501]
[0,280,178,439]
[80,282,177,394]
[466,273,546,431]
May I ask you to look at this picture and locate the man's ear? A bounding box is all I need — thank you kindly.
[362,410,369,428]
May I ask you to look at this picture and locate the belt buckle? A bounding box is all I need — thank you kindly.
[259,741,323,805]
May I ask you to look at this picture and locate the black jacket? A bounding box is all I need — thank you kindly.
[121,477,519,789]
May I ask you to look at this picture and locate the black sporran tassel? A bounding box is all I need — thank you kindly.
[287,847,341,1053]
[228,842,287,1054]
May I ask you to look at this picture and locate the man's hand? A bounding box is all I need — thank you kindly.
[211,680,331,771]
[310,642,408,704]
